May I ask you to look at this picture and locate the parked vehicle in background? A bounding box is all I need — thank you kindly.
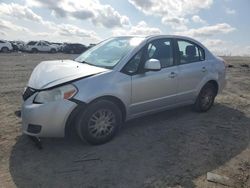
[63,43,88,54]
[0,40,13,52]
[21,35,226,145]
[43,41,62,52]
[10,41,19,51]
[24,41,58,53]
[88,43,96,49]
[51,42,63,52]
[16,41,26,51]
[9,41,25,52]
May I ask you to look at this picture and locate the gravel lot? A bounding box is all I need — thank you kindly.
[0,53,250,188]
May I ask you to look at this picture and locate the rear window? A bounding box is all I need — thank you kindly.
[177,40,205,64]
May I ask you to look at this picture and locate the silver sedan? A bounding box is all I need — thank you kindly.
[22,35,226,145]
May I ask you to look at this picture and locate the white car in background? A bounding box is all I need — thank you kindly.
[0,40,13,52]
[49,42,63,52]
[25,41,58,53]
[15,41,26,51]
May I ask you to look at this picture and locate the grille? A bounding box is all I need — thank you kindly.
[23,87,36,101]
[27,124,42,134]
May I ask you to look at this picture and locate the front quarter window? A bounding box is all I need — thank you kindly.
[122,50,143,75]
[75,37,144,69]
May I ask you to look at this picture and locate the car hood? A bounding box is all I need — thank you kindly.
[28,59,108,89]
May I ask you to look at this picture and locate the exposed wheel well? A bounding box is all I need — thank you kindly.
[89,96,127,122]
[65,96,126,137]
[1,47,9,51]
[206,80,219,95]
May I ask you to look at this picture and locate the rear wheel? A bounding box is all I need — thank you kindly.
[194,83,217,112]
[1,47,9,53]
[76,100,122,145]
[31,48,38,53]
[50,48,56,53]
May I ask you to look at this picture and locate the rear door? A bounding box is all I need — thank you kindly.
[175,39,207,103]
[129,38,179,116]
[41,42,50,52]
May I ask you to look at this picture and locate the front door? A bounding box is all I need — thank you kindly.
[130,38,179,116]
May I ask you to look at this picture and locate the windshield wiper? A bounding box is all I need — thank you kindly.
[74,59,112,69]
[74,59,92,65]
[101,65,112,69]
[81,60,92,65]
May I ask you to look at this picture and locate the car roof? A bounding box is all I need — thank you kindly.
[114,34,198,41]
[113,35,206,49]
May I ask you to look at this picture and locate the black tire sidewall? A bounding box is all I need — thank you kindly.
[2,47,8,53]
[195,83,216,112]
[51,49,56,53]
[77,100,122,145]
[32,48,38,53]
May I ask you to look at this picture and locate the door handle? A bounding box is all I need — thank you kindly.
[202,67,207,72]
[169,72,177,78]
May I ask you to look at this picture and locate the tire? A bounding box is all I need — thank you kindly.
[1,47,9,53]
[76,100,122,145]
[194,83,217,112]
[31,48,38,53]
[50,48,56,53]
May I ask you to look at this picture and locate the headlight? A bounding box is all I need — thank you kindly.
[34,84,77,104]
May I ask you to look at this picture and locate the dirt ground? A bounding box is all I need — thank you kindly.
[0,53,249,188]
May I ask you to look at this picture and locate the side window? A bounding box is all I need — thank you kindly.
[37,42,42,46]
[123,50,143,74]
[41,42,48,46]
[27,41,36,45]
[0,40,3,43]
[146,39,174,68]
[177,40,205,64]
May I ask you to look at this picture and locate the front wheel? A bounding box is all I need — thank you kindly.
[194,83,217,112]
[31,48,38,53]
[76,100,122,145]
[1,47,9,53]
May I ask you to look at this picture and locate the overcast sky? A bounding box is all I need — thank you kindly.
[0,0,249,56]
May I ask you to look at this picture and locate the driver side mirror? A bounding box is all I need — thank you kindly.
[144,59,161,71]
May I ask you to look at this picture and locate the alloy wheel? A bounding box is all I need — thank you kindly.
[200,88,214,109]
[87,109,116,138]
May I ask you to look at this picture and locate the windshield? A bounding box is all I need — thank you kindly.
[75,37,145,69]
